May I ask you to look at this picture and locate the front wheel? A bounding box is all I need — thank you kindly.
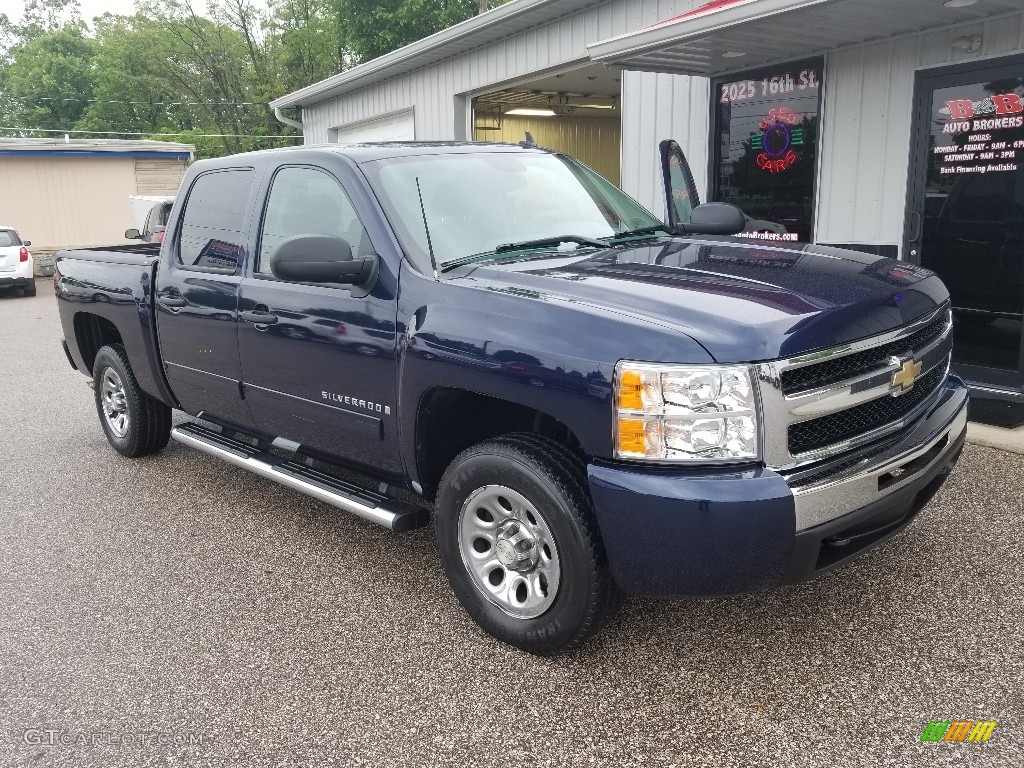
[93,344,171,457]
[435,434,618,654]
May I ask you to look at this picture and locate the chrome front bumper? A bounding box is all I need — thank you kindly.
[785,376,969,531]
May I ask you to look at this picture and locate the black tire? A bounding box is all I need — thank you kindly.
[92,344,172,457]
[22,281,36,297]
[435,433,618,654]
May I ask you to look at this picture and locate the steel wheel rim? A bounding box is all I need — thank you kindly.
[101,368,129,438]
[457,485,561,619]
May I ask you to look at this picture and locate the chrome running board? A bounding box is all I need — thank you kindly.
[170,422,429,532]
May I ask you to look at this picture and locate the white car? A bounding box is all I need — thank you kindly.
[0,226,35,296]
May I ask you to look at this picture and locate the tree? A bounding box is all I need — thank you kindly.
[6,0,82,45]
[269,0,347,93]
[129,0,274,154]
[0,0,512,153]
[2,23,96,132]
[75,15,181,136]
[336,0,486,63]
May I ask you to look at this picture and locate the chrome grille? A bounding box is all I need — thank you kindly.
[756,305,953,471]
[788,362,946,454]
[780,316,949,395]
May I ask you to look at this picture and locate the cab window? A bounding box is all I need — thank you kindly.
[177,169,254,271]
[257,166,370,278]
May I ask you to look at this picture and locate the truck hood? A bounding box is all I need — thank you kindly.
[447,238,950,362]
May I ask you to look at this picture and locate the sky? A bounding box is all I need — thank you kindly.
[77,0,141,20]
[1,0,215,22]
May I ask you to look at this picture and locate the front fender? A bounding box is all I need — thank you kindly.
[395,265,714,479]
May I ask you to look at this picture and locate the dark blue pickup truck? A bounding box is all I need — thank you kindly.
[55,140,968,654]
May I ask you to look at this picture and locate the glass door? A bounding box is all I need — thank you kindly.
[905,57,1024,392]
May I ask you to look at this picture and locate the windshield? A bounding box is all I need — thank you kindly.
[363,151,663,269]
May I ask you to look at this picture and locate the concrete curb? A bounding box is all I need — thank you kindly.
[966,422,1024,456]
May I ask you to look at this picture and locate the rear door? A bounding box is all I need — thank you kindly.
[659,139,702,230]
[236,162,401,473]
[155,167,257,429]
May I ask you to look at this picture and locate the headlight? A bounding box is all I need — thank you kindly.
[613,361,759,462]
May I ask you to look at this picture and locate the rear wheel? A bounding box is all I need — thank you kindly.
[93,344,171,457]
[435,434,618,654]
[22,280,36,297]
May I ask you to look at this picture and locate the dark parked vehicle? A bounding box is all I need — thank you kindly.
[55,141,968,653]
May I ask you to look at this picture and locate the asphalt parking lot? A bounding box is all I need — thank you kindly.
[1,285,1022,767]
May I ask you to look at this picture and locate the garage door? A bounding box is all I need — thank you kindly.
[333,111,415,143]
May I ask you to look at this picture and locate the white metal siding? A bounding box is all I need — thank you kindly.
[816,11,1024,253]
[620,70,710,216]
[300,0,706,145]
[331,110,416,142]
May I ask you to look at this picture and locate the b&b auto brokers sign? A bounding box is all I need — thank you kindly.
[935,92,1024,175]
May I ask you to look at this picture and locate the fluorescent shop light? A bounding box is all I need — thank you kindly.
[505,108,556,116]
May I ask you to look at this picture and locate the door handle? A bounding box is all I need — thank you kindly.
[240,309,279,325]
[158,295,186,308]
[907,210,923,243]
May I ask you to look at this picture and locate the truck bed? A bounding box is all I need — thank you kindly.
[55,242,173,407]
[57,242,161,265]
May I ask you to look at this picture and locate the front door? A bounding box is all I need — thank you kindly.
[905,57,1024,393]
[237,164,401,473]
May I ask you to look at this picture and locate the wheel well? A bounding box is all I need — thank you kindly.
[415,388,585,500]
[73,313,123,374]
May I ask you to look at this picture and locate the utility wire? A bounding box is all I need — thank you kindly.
[3,95,266,107]
[0,127,302,139]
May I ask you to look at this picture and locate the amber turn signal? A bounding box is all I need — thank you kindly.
[617,418,648,455]
[617,370,644,411]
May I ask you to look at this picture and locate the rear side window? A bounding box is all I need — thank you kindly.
[177,169,254,270]
[0,230,22,247]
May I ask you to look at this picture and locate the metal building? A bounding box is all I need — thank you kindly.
[0,138,194,253]
[271,0,1024,416]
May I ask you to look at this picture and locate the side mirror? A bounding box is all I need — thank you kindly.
[685,203,746,236]
[270,234,378,297]
[23,240,31,246]
[125,228,142,240]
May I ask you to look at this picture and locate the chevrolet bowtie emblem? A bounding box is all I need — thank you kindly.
[892,358,923,393]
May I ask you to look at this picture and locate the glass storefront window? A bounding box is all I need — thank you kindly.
[918,75,1024,374]
[712,59,824,243]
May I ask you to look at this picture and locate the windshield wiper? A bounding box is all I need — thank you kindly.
[494,235,608,252]
[605,224,672,240]
[439,235,607,273]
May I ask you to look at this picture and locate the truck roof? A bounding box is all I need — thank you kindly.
[198,141,552,166]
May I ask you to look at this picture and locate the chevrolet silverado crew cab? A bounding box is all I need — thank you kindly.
[55,140,968,654]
